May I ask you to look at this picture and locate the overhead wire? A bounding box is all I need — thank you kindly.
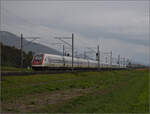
[1,7,128,64]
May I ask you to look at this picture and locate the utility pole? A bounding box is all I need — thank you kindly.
[97,45,100,70]
[110,51,112,66]
[123,57,125,67]
[63,45,65,56]
[20,34,40,68]
[54,33,74,70]
[63,45,65,66]
[99,48,100,67]
[72,33,74,70]
[118,55,120,68]
[21,33,23,68]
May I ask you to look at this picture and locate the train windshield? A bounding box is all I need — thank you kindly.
[34,54,43,62]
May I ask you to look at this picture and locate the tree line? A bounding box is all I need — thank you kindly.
[0,42,33,68]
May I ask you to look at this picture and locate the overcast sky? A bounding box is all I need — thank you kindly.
[1,1,149,65]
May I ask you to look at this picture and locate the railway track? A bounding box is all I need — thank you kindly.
[1,68,127,76]
[1,70,72,76]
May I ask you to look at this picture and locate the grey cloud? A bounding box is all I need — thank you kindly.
[2,1,149,65]
[43,23,149,47]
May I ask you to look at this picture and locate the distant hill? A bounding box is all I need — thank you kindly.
[0,31,61,55]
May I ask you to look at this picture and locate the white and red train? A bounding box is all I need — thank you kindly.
[32,53,126,70]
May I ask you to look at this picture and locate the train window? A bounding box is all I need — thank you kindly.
[34,54,43,62]
[49,58,63,64]
[45,57,48,61]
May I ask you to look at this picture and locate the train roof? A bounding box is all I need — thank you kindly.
[39,53,98,63]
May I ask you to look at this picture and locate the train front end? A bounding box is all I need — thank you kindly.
[32,54,45,70]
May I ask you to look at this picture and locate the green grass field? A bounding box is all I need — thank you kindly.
[1,69,149,113]
[1,66,33,72]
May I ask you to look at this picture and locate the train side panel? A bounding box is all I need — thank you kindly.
[32,53,126,70]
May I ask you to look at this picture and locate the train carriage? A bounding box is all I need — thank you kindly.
[32,53,126,70]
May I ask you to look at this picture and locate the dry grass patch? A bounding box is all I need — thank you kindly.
[2,88,92,113]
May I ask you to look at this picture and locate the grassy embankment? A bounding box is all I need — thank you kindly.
[1,69,149,113]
